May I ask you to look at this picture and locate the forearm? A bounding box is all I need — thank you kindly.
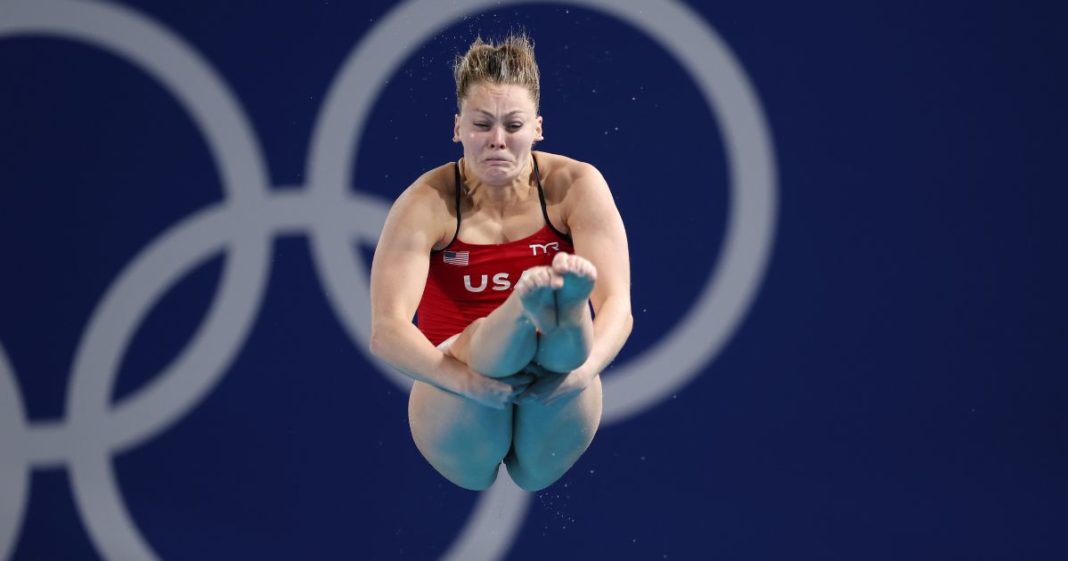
[581,295,633,375]
[369,318,470,393]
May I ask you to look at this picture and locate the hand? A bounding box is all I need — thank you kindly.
[455,369,533,410]
[515,364,595,406]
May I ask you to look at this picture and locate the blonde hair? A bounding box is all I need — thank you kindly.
[453,34,541,112]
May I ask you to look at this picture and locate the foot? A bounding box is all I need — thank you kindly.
[551,252,597,325]
[515,265,562,331]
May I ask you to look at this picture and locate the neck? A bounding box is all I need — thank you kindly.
[461,156,536,213]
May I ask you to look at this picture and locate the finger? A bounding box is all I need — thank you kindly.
[543,386,580,406]
[542,392,562,406]
[538,384,560,401]
[502,387,525,404]
[499,374,534,386]
[506,386,533,399]
[516,385,545,404]
[483,398,506,410]
[523,395,549,406]
[512,386,532,402]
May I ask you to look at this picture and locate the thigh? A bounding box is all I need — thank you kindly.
[408,381,513,489]
[407,336,515,490]
[509,374,603,487]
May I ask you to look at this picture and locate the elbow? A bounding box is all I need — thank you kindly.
[624,311,635,338]
[369,322,389,358]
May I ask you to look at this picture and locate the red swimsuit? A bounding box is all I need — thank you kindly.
[416,157,574,346]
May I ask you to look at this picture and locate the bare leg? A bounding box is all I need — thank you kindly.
[408,267,559,489]
[409,337,514,490]
[534,252,597,373]
[410,255,598,490]
[450,266,559,378]
[504,253,601,491]
[507,374,603,491]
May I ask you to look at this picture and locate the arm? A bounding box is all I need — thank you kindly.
[566,163,634,377]
[517,162,632,405]
[369,179,528,409]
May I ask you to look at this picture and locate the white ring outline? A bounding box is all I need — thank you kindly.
[0,343,29,561]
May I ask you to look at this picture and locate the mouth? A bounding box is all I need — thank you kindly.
[484,157,511,164]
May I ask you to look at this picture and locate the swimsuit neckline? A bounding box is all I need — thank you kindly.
[445,224,563,249]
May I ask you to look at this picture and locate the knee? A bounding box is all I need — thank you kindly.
[444,465,501,491]
[510,471,560,492]
[428,451,507,491]
[504,442,580,489]
[504,425,599,491]
[420,432,512,491]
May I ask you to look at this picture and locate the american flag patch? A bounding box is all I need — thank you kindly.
[442,250,469,266]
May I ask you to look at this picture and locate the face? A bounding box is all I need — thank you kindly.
[454,82,543,186]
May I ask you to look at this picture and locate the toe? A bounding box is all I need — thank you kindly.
[552,252,571,271]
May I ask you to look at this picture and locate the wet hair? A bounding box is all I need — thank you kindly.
[453,34,541,113]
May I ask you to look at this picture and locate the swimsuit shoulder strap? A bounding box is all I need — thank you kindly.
[532,154,572,242]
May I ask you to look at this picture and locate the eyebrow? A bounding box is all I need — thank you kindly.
[474,110,526,119]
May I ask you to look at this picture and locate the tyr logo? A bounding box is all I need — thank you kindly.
[529,242,560,256]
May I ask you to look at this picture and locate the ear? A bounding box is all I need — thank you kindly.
[534,115,544,142]
[453,114,461,143]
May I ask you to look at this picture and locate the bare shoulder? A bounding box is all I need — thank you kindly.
[385,162,459,249]
[397,162,457,211]
[534,151,613,224]
[534,151,606,196]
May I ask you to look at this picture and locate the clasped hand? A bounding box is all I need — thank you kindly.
[512,362,594,406]
[460,363,594,409]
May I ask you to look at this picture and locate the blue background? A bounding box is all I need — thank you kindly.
[1,0,1066,559]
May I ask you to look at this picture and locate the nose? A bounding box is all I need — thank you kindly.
[488,125,506,148]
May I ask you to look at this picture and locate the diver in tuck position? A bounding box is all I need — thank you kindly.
[370,35,632,491]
